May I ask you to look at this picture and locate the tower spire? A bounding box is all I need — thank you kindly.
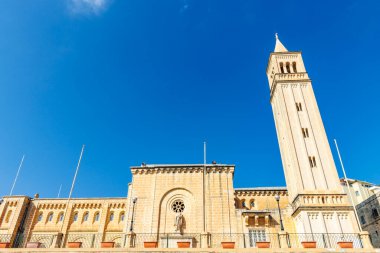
[274,33,288,53]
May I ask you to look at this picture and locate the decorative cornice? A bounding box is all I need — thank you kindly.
[235,189,288,197]
[131,165,235,175]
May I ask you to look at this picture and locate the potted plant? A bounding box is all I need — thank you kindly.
[256,241,270,248]
[0,242,11,248]
[144,241,158,248]
[67,242,82,248]
[177,241,191,248]
[101,241,115,248]
[337,241,353,248]
[221,242,235,249]
[26,242,41,248]
[301,241,317,248]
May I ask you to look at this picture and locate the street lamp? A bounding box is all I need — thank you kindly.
[129,198,137,232]
[275,194,284,231]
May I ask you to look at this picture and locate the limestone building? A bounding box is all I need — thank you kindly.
[0,36,375,251]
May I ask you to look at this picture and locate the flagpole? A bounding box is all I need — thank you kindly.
[60,145,85,231]
[203,142,206,232]
[57,184,62,198]
[334,139,362,232]
[10,155,25,196]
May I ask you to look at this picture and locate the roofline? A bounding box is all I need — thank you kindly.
[235,187,287,191]
[2,196,128,200]
[131,164,235,169]
[339,178,375,186]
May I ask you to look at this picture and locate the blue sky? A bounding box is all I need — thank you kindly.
[0,0,379,198]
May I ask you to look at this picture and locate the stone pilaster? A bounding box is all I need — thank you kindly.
[279,231,288,248]
[360,231,373,249]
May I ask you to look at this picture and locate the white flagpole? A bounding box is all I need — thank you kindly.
[10,155,25,196]
[203,141,206,232]
[204,142,206,165]
[60,145,85,231]
[57,184,62,198]
[334,139,362,232]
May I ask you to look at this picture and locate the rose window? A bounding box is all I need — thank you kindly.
[172,200,185,213]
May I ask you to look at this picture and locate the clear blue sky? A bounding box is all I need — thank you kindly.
[1,0,379,198]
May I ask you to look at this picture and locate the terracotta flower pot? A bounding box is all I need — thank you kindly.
[144,241,158,248]
[67,242,82,248]
[101,242,115,248]
[177,241,191,248]
[256,241,270,248]
[221,242,235,249]
[0,242,11,248]
[337,241,353,248]
[26,242,41,248]
[301,241,317,248]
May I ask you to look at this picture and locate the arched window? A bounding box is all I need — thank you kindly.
[94,212,100,223]
[241,200,246,208]
[109,212,114,222]
[58,212,64,223]
[292,62,297,73]
[83,212,89,222]
[119,212,125,222]
[37,212,43,222]
[286,62,291,73]
[279,62,284,73]
[47,212,53,222]
[250,200,255,208]
[5,210,12,223]
[73,212,78,222]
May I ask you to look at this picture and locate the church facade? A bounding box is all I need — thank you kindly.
[0,36,375,250]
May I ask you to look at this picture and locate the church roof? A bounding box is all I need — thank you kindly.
[274,33,288,53]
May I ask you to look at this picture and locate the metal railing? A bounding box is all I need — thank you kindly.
[287,233,362,249]
[0,232,364,249]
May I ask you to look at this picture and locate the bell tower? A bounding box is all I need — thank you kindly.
[266,34,360,235]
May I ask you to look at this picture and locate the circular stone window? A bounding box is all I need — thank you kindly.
[171,200,185,213]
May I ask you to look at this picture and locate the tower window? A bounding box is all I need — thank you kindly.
[360,215,366,225]
[373,208,379,218]
[250,200,255,208]
[309,156,317,168]
[286,62,291,73]
[296,103,302,111]
[302,128,309,138]
[292,62,297,73]
[109,212,114,221]
[279,62,284,73]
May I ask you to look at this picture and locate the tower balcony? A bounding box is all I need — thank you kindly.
[270,72,310,100]
[273,72,310,83]
[291,194,351,215]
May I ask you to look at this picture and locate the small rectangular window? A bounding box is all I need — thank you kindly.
[296,102,302,111]
[309,156,317,168]
[355,191,360,196]
[302,128,309,138]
